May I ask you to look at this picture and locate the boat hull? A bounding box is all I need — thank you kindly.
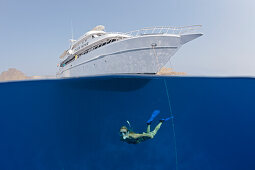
[58,35,182,77]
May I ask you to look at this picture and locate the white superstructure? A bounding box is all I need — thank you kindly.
[57,25,202,77]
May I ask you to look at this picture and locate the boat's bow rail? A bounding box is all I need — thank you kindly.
[124,25,202,37]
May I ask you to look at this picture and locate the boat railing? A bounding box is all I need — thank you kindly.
[124,25,202,37]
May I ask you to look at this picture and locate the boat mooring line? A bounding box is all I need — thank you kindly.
[164,78,178,170]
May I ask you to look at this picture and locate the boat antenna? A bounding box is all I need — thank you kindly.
[69,20,76,48]
[71,20,74,40]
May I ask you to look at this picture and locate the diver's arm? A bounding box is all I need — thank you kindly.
[120,136,125,141]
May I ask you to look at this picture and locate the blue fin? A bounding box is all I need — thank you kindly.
[160,115,174,122]
[146,110,160,124]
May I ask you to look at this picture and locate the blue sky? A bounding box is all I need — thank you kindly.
[0,0,254,76]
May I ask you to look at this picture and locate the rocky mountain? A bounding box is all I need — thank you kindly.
[0,68,30,82]
[157,67,186,75]
[0,68,55,82]
[0,67,185,82]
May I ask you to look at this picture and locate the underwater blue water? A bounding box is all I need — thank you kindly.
[0,75,255,170]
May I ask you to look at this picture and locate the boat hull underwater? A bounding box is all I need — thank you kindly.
[0,75,255,169]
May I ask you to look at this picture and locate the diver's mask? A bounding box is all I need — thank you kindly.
[120,131,129,139]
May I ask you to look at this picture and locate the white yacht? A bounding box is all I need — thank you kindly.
[57,25,202,77]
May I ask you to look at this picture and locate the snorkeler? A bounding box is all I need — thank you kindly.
[120,110,172,144]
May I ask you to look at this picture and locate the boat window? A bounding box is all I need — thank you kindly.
[72,38,121,59]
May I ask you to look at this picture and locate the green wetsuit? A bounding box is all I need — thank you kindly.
[121,122,163,144]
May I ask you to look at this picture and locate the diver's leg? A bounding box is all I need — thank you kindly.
[148,116,174,138]
[151,122,163,137]
[147,124,151,133]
